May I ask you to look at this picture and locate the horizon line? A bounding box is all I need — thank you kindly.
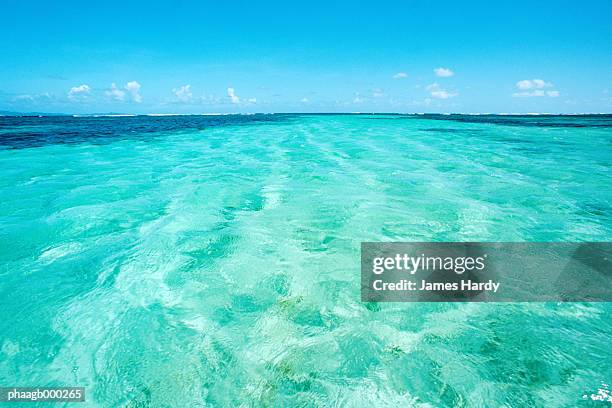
[2,112,612,117]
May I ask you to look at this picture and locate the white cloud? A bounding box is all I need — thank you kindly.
[173,84,193,102]
[412,97,433,106]
[516,79,552,90]
[14,93,52,102]
[372,88,385,98]
[247,97,257,103]
[125,81,142,103]
[300,97,309,103]
[516,80,533,90]
[513,79,559,97]
[105,81,142,102]
[426,83,458,99]
[513,90,545,97]
[15,94,35,101]
[434,67,454,77]
[227,87,240,104]
[105,83,126,101]
[68,84,90,100]
[393,72,407,79]
[430,90,457,99]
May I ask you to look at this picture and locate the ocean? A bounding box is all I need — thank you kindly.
[0,114,610,406]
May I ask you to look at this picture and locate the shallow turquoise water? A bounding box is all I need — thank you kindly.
[0,114,611,407]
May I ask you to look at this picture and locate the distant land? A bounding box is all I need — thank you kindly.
[0,110,68,116]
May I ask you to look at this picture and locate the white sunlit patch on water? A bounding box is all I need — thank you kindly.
[583,383,612,403]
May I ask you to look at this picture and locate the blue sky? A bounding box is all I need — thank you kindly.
[1,0,611,114]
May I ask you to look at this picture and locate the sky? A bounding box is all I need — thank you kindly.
[1,0,611,114]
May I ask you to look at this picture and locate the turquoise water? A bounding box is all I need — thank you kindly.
[0,114,610,407]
